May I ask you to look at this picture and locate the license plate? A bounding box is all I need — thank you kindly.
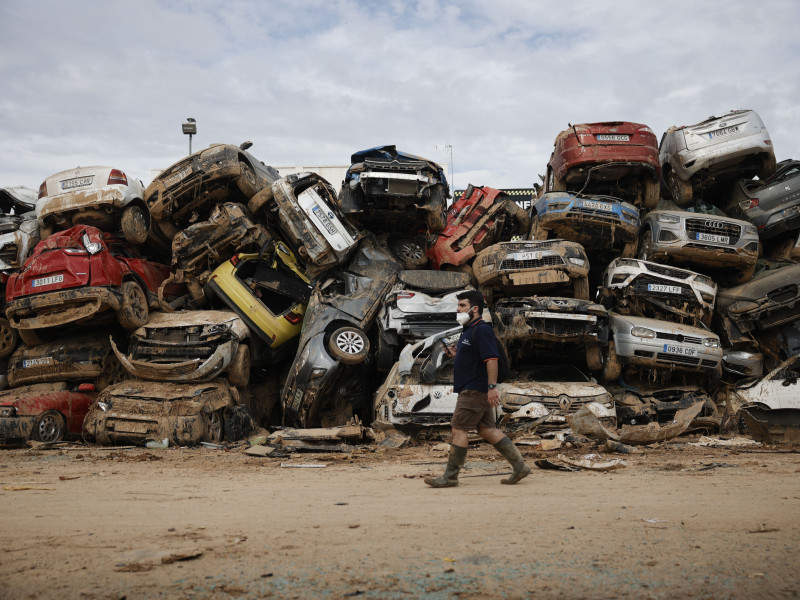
[312,205,338,236]
[663,344,697,356]
[32,274,64,288]
[164,167,192,187]
[115,421,149,434]
[597,134,629,141]
[647,284,681,294]
[581,200,614,212]
[60,176,93,190]
[696,232,729,244]
[23,357,53,368]
[709,125,739,139]
[514,251,542,261]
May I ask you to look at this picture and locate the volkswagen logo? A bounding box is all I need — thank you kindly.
[719,122,727,127]
[433,391,442,399]
[704,220,725,228]
[558,394,572,410]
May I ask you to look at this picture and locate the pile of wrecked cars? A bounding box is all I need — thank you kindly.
[2,106,800,451]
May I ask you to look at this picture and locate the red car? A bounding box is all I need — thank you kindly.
[544,121,660,209]
[427,184,530,272]
[0,383,97,446]
[5,225,174,345]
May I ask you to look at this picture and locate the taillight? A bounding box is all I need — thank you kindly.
[284,311,302,324]
[107,169,128,185]
[38,181,47,199]
[77,383,96,392]
[740,198,759,210]
[230,255,239,266]
[397,292,415,300]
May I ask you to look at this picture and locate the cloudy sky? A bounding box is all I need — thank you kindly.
[1,0,798,192]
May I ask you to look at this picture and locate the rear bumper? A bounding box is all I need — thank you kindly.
[6,286,121,329]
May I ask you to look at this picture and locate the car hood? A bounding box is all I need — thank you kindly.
[610,313,713,337]
[717,262,800,307]
[498,379,607,399]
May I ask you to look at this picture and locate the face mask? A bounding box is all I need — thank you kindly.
[456,309,473,326]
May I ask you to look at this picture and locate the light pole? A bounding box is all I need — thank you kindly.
[436,143,454,191]
[182,117,197,154]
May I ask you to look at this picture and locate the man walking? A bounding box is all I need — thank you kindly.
[424,290,531,488]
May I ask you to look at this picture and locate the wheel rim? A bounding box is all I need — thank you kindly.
[335,331,365,355]
[399,241,423,260]
[128,285,147,321]
[208,411,223,443]
[38,414,62,443]
[0,322,15,354]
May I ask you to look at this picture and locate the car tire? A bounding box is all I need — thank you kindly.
[586,344,603,372]
[637,230,653,261]
[529,213,548,241]
[247,186,274,215]
[602,341,622,382]
[120,204,150,245]
[204,409,224,444]
[0,318,19,359]
[236,161,259,199]
[118,281,149,331]
[757,154,777,181]
[227,343,251,388]
[425,185,447,231]
[18,328,44,347]
[667,170,692,206]
[549,167,567,192]
[375,330,397,373]
[643,179,659,209]
[33,410,66,443]
[328,326,370,365]
[389,236,428,270]
[573,276,589,300]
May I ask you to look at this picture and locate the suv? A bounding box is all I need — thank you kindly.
[472,239,590,304]
[659,109,776,206]
[638,199,759,283]
[339,145,450,231]
[544,121,660,208]
[530,191,639,257]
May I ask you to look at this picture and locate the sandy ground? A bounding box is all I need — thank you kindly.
[1,437,799,600]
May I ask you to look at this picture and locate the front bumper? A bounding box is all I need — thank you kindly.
[614,331,722,373]
[6,286,122,329]
[111,337,234,382]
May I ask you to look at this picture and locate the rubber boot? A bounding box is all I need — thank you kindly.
[494,436,532,484]
[424,444,467,488]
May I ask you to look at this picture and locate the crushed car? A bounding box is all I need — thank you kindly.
[659,109,776,206]
[0,185,40,272]
[529,191,639,257]
[5,226,178,345]
[472,239,590,304]
[544,121,660,208]
[609,382,720,432]
[339,145,450,231]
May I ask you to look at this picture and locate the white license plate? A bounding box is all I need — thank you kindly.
[60,176,93,190]
[663,344,697,356]
[514,251,543,261]
[647,284,681,294]
[164,167,192,187]
[581,200,614,212]
[696,232,729,244]
[32,274,64,288]
[709,125,739,139]
[23,357,53,368]
[312,205,338,236]
[596,134,629,141]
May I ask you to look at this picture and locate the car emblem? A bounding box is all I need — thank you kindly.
[327,211,335,219]
[433,391,442,399]
[719,122,727,128]
[558,394,572,410]
[704,220,725,228]
[786,186,792,192]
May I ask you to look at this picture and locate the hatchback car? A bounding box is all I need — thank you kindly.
[37,166,149,244]
[544,121,660,208]
[659,109,775,206]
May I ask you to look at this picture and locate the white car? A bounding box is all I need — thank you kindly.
[0,186,39,273]
[36,166,149,244]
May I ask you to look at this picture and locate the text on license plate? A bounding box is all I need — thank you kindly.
[696,232,729,244]
[312,205,338,235]
[60,176,93,190]
[597,134,630,141]
[709,125,739,139]
[663,344,697,356]
[581,200,614,212]
[23,357,53,368]
[648,284,681,294]
[32,274,64,287]
[514,251,542,261]
[164,167,192,187]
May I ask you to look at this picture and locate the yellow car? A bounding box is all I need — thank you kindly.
[205,241,312,363]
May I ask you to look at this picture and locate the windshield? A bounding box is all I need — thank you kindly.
[657,198,727,217]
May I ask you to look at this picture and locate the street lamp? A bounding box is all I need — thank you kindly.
[182,117,197,154]
[436,143,454,191]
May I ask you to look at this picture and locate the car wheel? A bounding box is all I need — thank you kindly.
[227,343,251,388]
[602,341,622,382]
[236,161,259,199]
[118,281,149,330]
[389,237,428,269]
[573,276,589,300]
[637,230,653,261]
[204,409,224,444]
[96,354,127,390]
[328,327,370,365]
[757,154,777,180]
[549,167,567,192]
[529,213,547,240]
[18,328,44,347]
[120,205,150,245]
[247,186,274,215]
[33,410,66,443]
[585,344,603,371]
[643,179,659,209]
[667,170,692,206]
[0,318,19,359]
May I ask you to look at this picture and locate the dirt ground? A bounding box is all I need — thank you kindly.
[1,436,799,600]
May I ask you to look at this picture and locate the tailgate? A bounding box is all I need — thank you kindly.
[683,113,760,151]
[19,248,91,294]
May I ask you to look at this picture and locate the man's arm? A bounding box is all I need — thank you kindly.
[485,358,500,407]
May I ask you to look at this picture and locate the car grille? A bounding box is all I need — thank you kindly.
[684,243,737,253]
[632,275,695,303]
[655,331,702,344]
[538,397,596,414]
[685,219,741,244]
[134,343,215,360]
[701,359,718,367]
[644,262,690,280]
[500,255,565,270]
[656,353,700,366]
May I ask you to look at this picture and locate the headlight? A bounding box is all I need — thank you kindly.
[695,274,714,287]
[744,224,758,236]
[310,368,327,379]
[631,326,656,338]
[0,406,17,417]
[616,258,640,267]
[202,323,231,336]
[569,258,586,267]
[82,233,102,254]
[657,213,680,224]
[703,338,720,348]
[729,300,759,314]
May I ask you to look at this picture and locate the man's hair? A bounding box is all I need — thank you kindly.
[457,290,484,312]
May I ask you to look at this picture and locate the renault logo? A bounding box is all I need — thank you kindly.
[704,220,725,228]
[558,394,572,410]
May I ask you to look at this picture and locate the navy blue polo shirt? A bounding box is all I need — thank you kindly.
[453,318,499,393]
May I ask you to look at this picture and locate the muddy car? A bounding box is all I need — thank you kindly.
[604,313,723,389]
[249,172,364,277]
[597,258,716,327]
[0,382,98,446]
[529,191,638,257]
[611,384,719,430]
[7,332,126,390]
[638,199,759,284]
[723,347,764,379]
[36,166,149,244]
[111,311,251,387]
[472,239,590,304]
[0,186,40,272]
[283,236,401,427]
[493,296,608,372]
[715,259,800,346]
[5,226,175,345]
[498,364,615,432]
[544,121,660,208]
[339,145,450,231]
[146,142,279,252]
[660,109,776,206]
[84,379,250,446]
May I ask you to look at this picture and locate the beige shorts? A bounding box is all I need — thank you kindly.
[451,389,496,432]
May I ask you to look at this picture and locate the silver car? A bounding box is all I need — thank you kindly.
[0,186,39,273]
[639,199,759,283]
[605,313,722,390]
